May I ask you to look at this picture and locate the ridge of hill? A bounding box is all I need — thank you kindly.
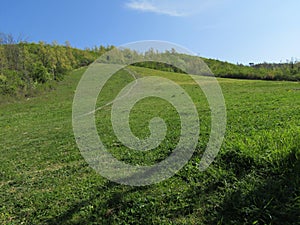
[1,38,299,99]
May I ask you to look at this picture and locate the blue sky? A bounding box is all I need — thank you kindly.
[1,0,299,64]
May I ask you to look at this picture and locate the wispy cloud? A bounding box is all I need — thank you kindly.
[125,0,186,17]
[125,0,225,17]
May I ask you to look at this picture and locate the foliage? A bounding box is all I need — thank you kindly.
[1,33,299,98]
[202,58,300,81]
[0,33,112,97]
[96,46,300,81]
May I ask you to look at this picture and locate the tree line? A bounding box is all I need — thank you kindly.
[0,33,113,96]
[1,33,299,97]
[202,58,300,81]
[97,46,300,81]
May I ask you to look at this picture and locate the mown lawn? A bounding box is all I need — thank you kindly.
[0,66,299,224]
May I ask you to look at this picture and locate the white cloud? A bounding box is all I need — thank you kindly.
[125,0,225,17]
[125,0,186,17]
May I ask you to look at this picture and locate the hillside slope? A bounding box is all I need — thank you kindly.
[1,66,299,224]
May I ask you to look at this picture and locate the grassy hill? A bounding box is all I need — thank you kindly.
[1,66,299,224]
[1,39,299,101]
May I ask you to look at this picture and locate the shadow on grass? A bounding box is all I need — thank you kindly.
[45,179,150,225]
[44,148,299,225]
[206,149,300,225]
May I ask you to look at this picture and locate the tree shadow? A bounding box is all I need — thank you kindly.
[44,149,299,224]
[45,180,149,225]
[205,149,300,225]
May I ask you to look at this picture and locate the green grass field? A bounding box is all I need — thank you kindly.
[1,66,299,224]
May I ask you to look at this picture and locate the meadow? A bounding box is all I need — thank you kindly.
[0,66,299,224]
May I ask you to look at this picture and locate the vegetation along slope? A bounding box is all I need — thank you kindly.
[1,60,299,224]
